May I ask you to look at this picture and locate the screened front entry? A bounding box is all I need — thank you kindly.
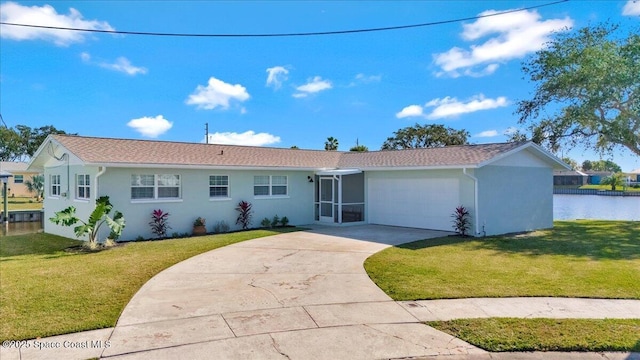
[314,170,365,224]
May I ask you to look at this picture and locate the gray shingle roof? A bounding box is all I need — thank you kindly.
[46,135,530,169]
[0,162,34,172]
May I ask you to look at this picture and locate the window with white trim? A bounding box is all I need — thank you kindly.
[76,174,90,200]
[209,175,229,198]
[14,175,23,184]
[131,174,181,200]
[50,174,61,197]
[254,175,288,196]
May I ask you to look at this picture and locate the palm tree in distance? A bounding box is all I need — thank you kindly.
[324,137,339,151]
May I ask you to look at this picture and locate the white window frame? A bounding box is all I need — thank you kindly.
[50,174,61,197]
[76,174,91,200]
[253,175,288,197]
[209,175,230,200]
[131,174,181,202]
[13,175,24,184]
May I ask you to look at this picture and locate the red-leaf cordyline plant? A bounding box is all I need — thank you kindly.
[451,205,471,237]
[149,209,171,239]
[235,200,253,230]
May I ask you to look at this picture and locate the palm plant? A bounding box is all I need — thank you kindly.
[601,173,625,191]
[324,137,339,151]
[24,175,44,201]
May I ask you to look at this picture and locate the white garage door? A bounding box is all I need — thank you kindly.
[367,177,459,231]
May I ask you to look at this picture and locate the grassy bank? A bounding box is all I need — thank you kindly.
[0,229,297,341]
[579,184,640,192]
[3,196,43,211]
[428,318,640,352]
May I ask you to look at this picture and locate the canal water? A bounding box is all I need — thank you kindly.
[553,194,639,221]
[0,221,44,237]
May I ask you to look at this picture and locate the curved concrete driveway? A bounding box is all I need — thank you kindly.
[102,225,483,359]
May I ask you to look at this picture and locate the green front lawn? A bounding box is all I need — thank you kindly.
[0,229,297,341]
[365,220,640,352]
[428,318,640,352]
[365,220,639,300]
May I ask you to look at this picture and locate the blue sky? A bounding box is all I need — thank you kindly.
[1,0,639,171]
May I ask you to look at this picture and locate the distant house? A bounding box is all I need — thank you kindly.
[28,135,569,240]
[553,170,588,186]
[0,162,40,197]
[630,168,640,182]
[585,171,613,185]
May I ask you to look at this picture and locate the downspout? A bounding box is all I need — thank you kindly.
[95,166,106,200]
[66,155,70,199]
[463,168,481,236]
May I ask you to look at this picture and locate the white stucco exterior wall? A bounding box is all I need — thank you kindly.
[95,168,315,240]
[475,151,554,236]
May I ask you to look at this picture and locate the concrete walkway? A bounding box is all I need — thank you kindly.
[2,225,639,360]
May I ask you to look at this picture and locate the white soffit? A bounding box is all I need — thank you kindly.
[315,168,362,176]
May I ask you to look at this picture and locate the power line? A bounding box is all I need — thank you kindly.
[0,0,569,38]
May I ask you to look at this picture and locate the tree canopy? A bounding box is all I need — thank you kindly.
[0,125,71,161]
[589,160,622,172]
[349,145,369,152]
[514,23,640,157]
[381,124,469,150]
[561,157,579,170]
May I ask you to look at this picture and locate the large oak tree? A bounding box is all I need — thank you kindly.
[381,124,469,150]
[0,125,71,161]
[514,23,640,156]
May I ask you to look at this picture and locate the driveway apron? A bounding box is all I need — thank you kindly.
[101,225,483,359]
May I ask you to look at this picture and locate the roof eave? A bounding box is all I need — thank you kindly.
[82,162,322,172]
[358,164,480,171]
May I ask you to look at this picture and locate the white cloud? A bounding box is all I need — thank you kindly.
[293,76,332,97]
[127,115,173,138]
[476,130,499,138]
[623,0,640,15]
[81,53,147,76]
[266,66,289,89]
[396,105,424,119]
[100,57,147,76]
[349,73,382,86]
[205,131,281,146]
[186,77,250,110]
[504,127,518,135]
[425,94,508,119]
[0,2,114,46]
[396,94,508,120]
[433,9,573,77]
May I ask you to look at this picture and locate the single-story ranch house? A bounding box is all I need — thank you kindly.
[28,135,569,240]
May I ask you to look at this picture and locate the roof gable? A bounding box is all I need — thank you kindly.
[28,135,566,171]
